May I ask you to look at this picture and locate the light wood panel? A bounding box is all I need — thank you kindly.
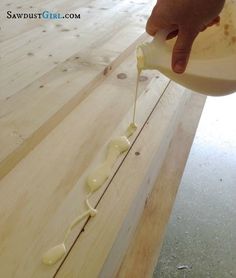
[0,32,148,179]
[0,47,169,277]
[117,93,206,278]
[56,83,191,278]
[0,0,155,179]
[0,0,92,42]
[0,0,151,99]
[0,1,205,277]
[0,0,150,99]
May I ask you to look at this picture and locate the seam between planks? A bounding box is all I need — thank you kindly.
[53,79,171,277]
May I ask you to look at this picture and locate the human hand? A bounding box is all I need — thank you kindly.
[146,0,225,73]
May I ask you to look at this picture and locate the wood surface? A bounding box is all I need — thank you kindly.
[55,84,191,278]
[117,94,206,278]
[0,51,169,277]
[0,0,155,179]
[0,0,206,277]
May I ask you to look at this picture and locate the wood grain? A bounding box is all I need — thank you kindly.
[0,1,205,277]
[117,93,206,278]
[0,47,168,278]
[0,0,155,179]
[56,83,191,278]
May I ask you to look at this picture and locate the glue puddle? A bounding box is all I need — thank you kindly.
[42,123,137,265]
[42,64,142,266]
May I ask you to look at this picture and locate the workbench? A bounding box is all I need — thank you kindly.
[0,0,206,277]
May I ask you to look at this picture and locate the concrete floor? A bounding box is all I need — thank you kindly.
[153,93,236,278]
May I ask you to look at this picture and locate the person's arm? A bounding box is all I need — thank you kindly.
[146,0,225,73]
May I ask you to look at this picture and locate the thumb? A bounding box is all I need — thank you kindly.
[172,29,198,74]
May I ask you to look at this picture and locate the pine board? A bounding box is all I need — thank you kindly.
[55,83,191,278]
[0,47,169,278]
[0,0,92,42]
[117,94,206,278]
[0,0,155,179]
[0,1,206,277]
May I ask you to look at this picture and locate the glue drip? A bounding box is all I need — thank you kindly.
[42,197,97,265]
[87,122,137,192]
[42,123,137,265]
[87,65,140,195]
[42,56,141,266]
[132,68,141,123]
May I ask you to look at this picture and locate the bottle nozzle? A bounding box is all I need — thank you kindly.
[136,46,145,71]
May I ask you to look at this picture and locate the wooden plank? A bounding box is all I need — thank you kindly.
[0,31,149,180]
[0,0,92,42]
[0,2,208,278]
[116,93,206,278]
[0,0,153,99]
[0,0,155,179]
[56,83,191,278]
[0,49,169,277]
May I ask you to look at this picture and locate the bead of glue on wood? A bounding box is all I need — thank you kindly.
[125,122,137,137]
[87,122,138,193]
[42,200,97,265]
[42,243,66,265]
[42,121,137,265]
[87,136,131,192]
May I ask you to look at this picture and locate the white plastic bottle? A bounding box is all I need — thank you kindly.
[137,0,236,96]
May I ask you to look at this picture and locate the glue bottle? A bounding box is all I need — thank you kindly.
[136,0,236,96]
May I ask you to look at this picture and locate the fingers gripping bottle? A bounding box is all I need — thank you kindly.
[136,0,236,96]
